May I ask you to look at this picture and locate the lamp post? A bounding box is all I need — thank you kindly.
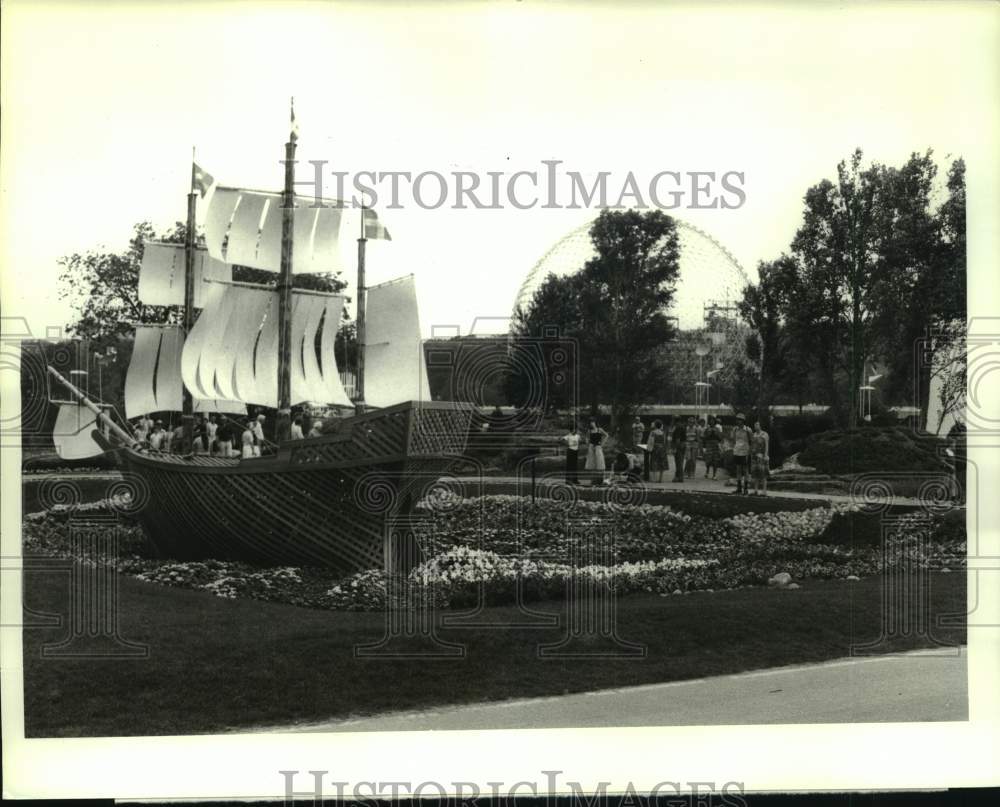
[858,364,883,422]
[694,341,711,415]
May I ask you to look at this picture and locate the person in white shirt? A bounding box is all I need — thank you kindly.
[148,421,166,451]
[290,415,304,440]
[251,413,266,456]
[241,421,255,459]
[133,418,148,444]
[205,414,219,454]
[308,418,324,437]
[561,424,581,484]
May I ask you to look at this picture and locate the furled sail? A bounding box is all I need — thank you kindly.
[204,188,358,275]
[363,275,430,408]
[53,403,104,460]
[126,324,246,418]
[181,283,350,408]
[138,241,232,308]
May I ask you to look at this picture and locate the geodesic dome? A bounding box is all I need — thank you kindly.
[513,216,751,331]
[512,215,754,404]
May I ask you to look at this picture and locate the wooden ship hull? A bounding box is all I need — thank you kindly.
[111,401,472,573]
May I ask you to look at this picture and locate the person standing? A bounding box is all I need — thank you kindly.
[585,419,608,485]
[684,416,699,477]
[148,420,166,451]
[216,421,234,457]
[133,417,149,444]
[192,425,207,455]
[751,419,770,495]
[290,415,305,440]
[631,416,645,449]
[562,424,581,485]
[241,420,256,459]
[731,413,752,494]
[671,417,687,483]
[702,415,723,479]
[647,419,668,483]
[205,414,219,455]
[252,413,266,456]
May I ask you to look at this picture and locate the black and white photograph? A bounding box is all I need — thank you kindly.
[2,0,999,800]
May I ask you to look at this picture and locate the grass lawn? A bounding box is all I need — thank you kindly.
[22,565,966,737]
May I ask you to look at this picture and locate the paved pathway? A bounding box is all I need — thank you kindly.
[258,648,966,733]
[482,464,936,508]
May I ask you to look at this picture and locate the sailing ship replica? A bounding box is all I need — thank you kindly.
[49,108,472,572]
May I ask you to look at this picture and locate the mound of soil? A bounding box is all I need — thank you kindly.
[798,427,952,475]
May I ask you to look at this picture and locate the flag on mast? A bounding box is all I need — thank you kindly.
[289,97,299,142]
[192,163,214,197]
[363,207,392,241]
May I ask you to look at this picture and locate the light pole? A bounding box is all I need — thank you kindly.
[694,341,711,414]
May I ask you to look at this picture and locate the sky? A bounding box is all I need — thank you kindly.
[2,0,998,340]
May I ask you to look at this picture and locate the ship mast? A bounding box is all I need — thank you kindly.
[181,148,197,453]
[275,99,297,442]
[355,207,367,412]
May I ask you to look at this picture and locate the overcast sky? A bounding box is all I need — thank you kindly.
[2,1,998,339]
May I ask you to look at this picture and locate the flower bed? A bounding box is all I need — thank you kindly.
[22,494,966,612]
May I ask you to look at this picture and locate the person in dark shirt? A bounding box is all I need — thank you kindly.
[671,418,687,483]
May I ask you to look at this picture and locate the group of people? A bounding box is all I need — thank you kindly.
[130,410,326,458]
[561,413,770,494]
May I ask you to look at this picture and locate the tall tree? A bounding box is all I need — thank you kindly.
[506,272,588,413]
[580,209,681,430]
[738,256,795,414]
[509,209,681,430]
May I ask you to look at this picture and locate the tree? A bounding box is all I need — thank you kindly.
[506,272,587,413]
[58,222,176,349]
[580,209,681,430]
[508,209,681,431]
[738,256,795,414]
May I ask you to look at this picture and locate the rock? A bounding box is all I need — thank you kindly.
[672,589,683,595]
[941,568,952,574]
[785,583,801,590]
[706,588,715,593]
[845,575,860,581]
[768,572,793,587]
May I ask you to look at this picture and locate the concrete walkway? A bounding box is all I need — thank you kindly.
[478,462,937,508]
[258,648,966,733]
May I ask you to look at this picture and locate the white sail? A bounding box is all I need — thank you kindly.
[203,188,348,275]
[124,325,161,418]
[180,282,223,402]
[363,275,430,408]
[181,283,346,407]
[320,297,353,406]
[138,241,231,308]
[128,323,245,418]
[290,293,329,405]
[155,326,185,411]
[53,403,103,459]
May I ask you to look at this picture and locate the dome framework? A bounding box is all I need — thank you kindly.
[512,216,754,405]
